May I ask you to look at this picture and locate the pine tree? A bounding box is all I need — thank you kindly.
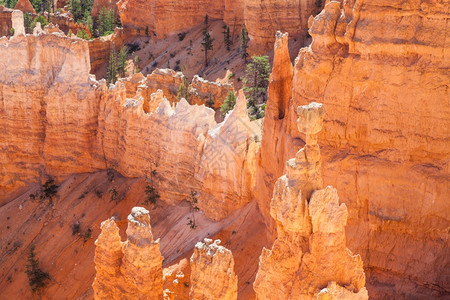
[98,7,115,36]
[222,25,232,51]
[201,27,214,67]
[243,56,271,119]
[206,91,214,108]
[26,245,50,292]
[177,78,190,103]
[240,25,249,63]
[220,91,236,115]
[117,45,127,78]
[106,47,118,85]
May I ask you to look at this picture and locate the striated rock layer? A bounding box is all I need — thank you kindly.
[254,102,368,299]
[93,207,164,299]
[109,0,323,51]
[190,239,238,300]
[0,32,257,221]
[257,1,449,298]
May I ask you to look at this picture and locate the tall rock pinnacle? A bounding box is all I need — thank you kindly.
[254,103,368,299]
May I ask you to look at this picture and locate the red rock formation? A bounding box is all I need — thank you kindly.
[190,239,238,300]
[0,32,256,222]
[0,6,13,37]
[258,1,450,297]
[92,0,118,22]
[197,90,261,220]
[254,102,368,299]
[93,207,164,299]
[14,0,35,14]
[114,0,322,51]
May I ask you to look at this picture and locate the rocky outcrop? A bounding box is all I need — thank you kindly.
[244,0,318,53]
[190,239,238,300]
[190,75,234,110]
[0,6,12,37]
[257,1,450,297]
[112,0,322,51]
[196,90,260,220]
[92,0,119,22]
[11,10,24,36]
[254,102,368,299]
[14,0,35,14]
[0,32,256,222]
[93,207,164,299]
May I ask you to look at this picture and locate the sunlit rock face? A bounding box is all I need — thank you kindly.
[0,32,257,221]
[257,1,449,298]
[190,239,238,300]
[110,0,321,51]
[254,102,368,299]
[93,207,164,299]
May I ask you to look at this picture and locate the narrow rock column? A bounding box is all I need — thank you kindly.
[190,239,238,300]
[121,207,164,298]
[92,218,123,299]
[11,10,25,36]
[254,103,368,299]
[93,207,164,299]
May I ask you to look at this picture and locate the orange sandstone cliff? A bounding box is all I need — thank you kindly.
[254,102,368,299]
[93,207,164,299]
[257,1,449,298]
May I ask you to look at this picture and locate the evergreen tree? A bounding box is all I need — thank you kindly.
[6,0,18,9]
[26,245,50,292]
[24,13,32,34]
[220,91,236,115]
[201,27,214,67]
[243,56,270,119]
[240,25,249,63]
[177,78,190,103]
[76,28,89,39]
[117,45,127,78]
[98,6,115,36]
[206,91,214,108]
[106,47,118,85]
[30,14,48,31]
[222,25,232,51]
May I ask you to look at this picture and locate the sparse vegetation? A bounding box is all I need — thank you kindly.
[222,25,232,51]
[98,6,115,36]
[243,56,270,120]
[72,221,80,235]
[201,26,214,67]
[134,55,140,73]
[106,47,118,85]
[240,25,249,63]
[83,228,92,243]
[145,25,149,36]
[177,77,191,102]
[143,161,160,206]
[117,45,128,78]
[187,190,199,229]
[30,14,49,32]
[76,28,90,40]
[220,91,236,115]
[9,27,14,36]
[178,32,187,41]
[187,40,193,56]
[26,245,50,292]
[109,187,118,202]
[206,91,214,108]
[40,179,58,202]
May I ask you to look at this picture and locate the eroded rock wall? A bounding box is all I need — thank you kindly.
[0,32,256,221]
[93,207,164,299]
[190,239,238,300]
[257,1,450,297]
[113,0,322,51]
[254,102,368,299]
